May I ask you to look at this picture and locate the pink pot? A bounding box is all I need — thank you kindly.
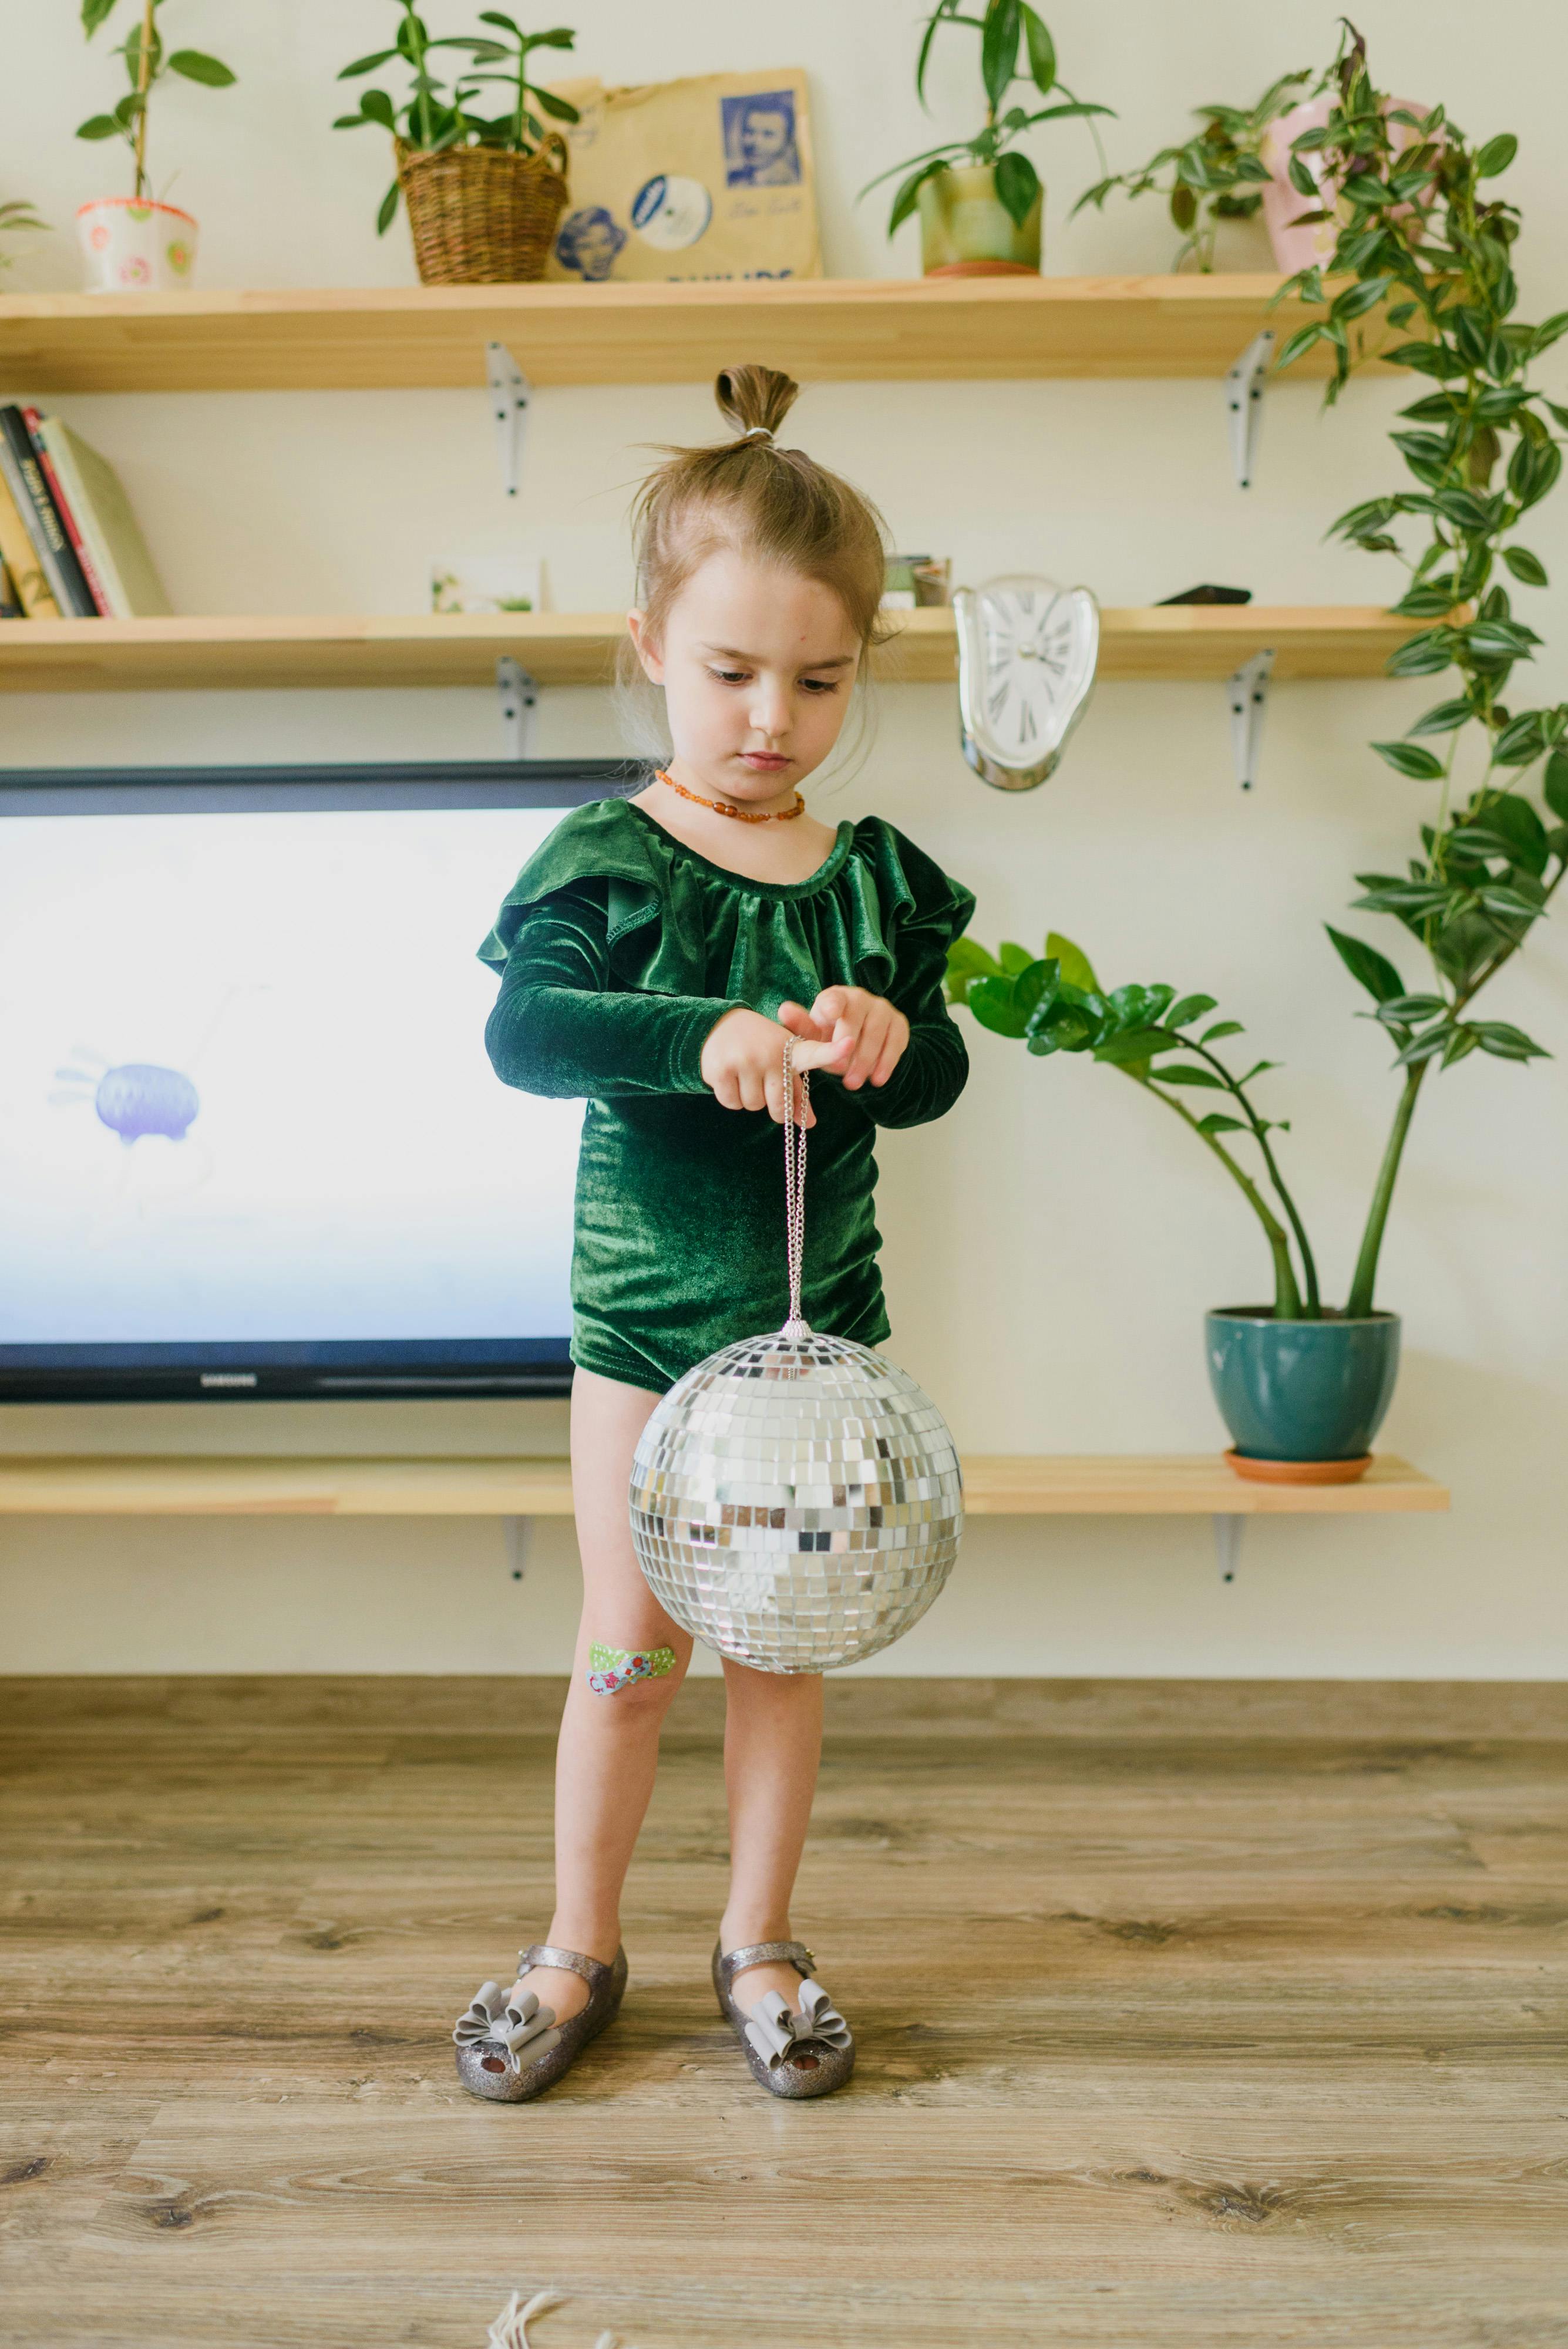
[1260,93,1432,274]
[77,196,198,293]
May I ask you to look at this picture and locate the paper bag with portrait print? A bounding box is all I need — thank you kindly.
[543,68,821,283]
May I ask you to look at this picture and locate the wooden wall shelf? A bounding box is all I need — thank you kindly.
[0,275,1346,395]
[0,605,1420,694]
[0,1452,1446,1519]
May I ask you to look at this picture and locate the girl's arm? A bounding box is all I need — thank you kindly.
[485,884,746,1099]
[851,960,969,1130]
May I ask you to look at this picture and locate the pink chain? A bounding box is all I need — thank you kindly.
[781,1032,810,1338]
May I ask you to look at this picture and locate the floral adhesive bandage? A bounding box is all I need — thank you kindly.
[587,1642,677,1696]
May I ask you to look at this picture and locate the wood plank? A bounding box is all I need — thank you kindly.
[0,275,1351,395]
[1,1680,1563,2345]
[0,604,1424,694]
[0,1451,1448,1517]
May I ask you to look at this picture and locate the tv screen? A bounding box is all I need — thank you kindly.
[0,760,636,1402]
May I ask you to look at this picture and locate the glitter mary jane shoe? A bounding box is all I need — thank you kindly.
[453,1941,627,2104]
[712,1938,855,2099]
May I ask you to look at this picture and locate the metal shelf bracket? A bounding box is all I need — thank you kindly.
[1214,1513,1243,1584]
[486,341,532,498]
[1225,329,1273,490]
[497,656,539,759]
[1227,647,1274,791]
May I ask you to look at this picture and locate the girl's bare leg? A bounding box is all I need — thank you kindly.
[511,1365,692,2024]
[717,1658,825,2013]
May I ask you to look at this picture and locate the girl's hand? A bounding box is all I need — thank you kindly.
[699,1007,844,1124]
[776,987,910,1092]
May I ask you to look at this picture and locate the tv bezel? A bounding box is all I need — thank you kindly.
[0,758,640,1404]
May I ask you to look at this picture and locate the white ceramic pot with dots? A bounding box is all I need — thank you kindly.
[76,196,198,293]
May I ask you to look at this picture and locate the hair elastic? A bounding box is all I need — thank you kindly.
[738,425,775,442]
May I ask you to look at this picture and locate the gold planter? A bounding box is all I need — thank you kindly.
[917,163,1042,278]
[395,134,569,286]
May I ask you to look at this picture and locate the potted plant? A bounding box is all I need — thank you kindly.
[862,0,1111,278]
[946,45,1566,1479]
[75,0,235,292]
[1071,69,1315,272]
[334,4,578,285]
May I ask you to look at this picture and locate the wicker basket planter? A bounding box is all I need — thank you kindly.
[394,134,569,285]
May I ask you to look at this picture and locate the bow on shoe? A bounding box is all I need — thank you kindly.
[742,1977,852,2071]
[453,1981,562,2071]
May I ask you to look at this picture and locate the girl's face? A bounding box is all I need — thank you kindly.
[629,548,862,805]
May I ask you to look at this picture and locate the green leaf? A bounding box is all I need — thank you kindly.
[81,0,117,32]
[998,940,1034,975]
[1093,1027,1172,1068]
[1407,698,1476,737]
[359,88,398,131]
[1465,618,1540,661]
[1509,436,1563,512]
[981,0,1022,116]
[1372,738,1445,780]
[1474,132,1519,177]
[167,49,236,86]
[1166,992,1217,1028]
[1477,883,1546,920]
[1153,1064,1226,1089]
[967,975,1031,1039]
[1480,793,1550,871]
[1375,992,1445,1024]
[1273,322,1325,371]
[1195,1113,1247,1135]
[886,159,950,235]
[339,46,402,78]
[1331,274,1391,322]
[1543,747,1568,822]
[75,113,123,140]
[1387,630,1460,678]
[1044,930,1099,992]
[1019,4,1055,93]
[375,180,400,235]
[1200,1018,1245,1042]
[1502,546,1549,587]
[1491,710,1549,766]
[1325,926,1407,1004]
[993,150,1040,226]
[1473,1019,1550,1060]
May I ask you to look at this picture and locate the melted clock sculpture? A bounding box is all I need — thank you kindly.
[953,574,1099,791]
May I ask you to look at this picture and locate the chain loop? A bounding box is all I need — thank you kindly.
[780,1031,811,1338]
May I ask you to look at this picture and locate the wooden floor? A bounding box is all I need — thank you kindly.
[2,1676,1566,2348]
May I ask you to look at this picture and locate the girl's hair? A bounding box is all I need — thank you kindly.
[630,363,891,652]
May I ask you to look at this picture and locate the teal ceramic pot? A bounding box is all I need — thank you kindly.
[1204,1307,1402,1463]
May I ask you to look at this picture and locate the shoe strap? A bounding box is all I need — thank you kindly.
[720,1939,816,1986]
[520,1943,614,1985]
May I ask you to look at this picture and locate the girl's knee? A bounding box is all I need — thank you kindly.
[583,1634,690,1709]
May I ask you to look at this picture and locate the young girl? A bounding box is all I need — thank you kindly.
[453,364,975,2104]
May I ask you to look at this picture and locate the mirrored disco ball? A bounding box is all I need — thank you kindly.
[630,1327,963,1674]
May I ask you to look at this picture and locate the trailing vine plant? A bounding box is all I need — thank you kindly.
[1072,68,1314,272]
[946,29,1566,1324]
[1272,20,1566,1317]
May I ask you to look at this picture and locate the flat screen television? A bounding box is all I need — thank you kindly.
[0,759,637,1402]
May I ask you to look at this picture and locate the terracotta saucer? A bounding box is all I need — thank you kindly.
[1224,1449,1373,1486]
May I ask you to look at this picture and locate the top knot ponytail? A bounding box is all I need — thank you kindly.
[629,361,890,653]
[714,362,800,444]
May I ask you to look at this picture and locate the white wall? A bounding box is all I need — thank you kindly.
[2,0,1564,1678]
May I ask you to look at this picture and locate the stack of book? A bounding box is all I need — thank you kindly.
[0,404,170,620]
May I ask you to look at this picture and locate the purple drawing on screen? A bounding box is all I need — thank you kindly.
[52,1052,200,1143]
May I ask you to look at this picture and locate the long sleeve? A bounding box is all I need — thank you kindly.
[850,918,971,1130]
[484,883,746,1101]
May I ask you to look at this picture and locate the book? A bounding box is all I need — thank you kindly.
[23,408,113,616]
[0,558,22,620]
[0,471,60,618]
[28,416,171,619]
[0,405,96,616]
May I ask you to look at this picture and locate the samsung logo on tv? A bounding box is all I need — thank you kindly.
[200,1372,258,1388]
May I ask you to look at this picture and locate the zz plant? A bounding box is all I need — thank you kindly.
[863,0,1111,238]
[950,28,1567,1325]
[335,3,578,235]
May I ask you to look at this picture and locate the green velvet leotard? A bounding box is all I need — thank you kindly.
[477,796,977,1394]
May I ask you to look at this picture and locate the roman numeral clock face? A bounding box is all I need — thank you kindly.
[953,576,1099,791]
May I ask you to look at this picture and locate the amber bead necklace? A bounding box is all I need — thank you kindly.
[654,767,806,822]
